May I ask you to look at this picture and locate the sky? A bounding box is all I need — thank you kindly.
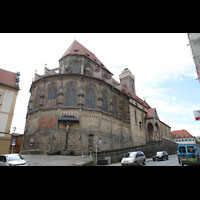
[0,33,200,137]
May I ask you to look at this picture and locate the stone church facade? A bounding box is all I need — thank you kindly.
[21,40,172,155]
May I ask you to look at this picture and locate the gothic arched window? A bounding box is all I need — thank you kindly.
[35,94,40,109]
[48,87,57,99]
[121,99,126,119]
[35,87,42,109]
[66,84,77,106]
[84,67,92,76]
[113,96,117,116]
[86,86,95,109]
[72,64,79,74]
[102,91,107,112]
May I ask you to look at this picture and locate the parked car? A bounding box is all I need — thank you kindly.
[121,151,146,166]
[152,151,168,161]
[0,154,27,166]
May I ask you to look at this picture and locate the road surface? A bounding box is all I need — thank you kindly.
[106,155,179,166]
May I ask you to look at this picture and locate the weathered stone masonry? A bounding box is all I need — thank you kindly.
[21,40,172,155]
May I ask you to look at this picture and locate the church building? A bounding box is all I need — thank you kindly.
[21,40,172,155]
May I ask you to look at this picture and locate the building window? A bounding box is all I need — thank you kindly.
[0,92,3,105]
[135,110,137,124]
[66,85,77,106]
[121,100,126,119]
[139,122,142,131]
[86,87,95,109]
[84,67,91,76]
[102,91,107,112]
[113,96,117,116]
[48,87,57,99]
[35,94,40,109]
[72,64,79,74]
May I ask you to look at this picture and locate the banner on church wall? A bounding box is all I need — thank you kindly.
[194,110,200,121]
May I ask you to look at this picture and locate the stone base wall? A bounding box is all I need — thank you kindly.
[21,108,132,155]
[97,139,177,163]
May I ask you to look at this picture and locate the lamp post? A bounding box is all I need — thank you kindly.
[11,127,17,153]
[65,122,71,151]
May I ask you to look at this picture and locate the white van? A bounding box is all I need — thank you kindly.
[121,151,146,166]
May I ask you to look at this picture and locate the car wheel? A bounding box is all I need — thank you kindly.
[143,159,146,165]
[180,161,184,166]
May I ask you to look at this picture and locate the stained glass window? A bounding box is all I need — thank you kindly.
[66,85,77,106]
[86,87,95,108]
[48,87,57,99]
[102,91,107,112]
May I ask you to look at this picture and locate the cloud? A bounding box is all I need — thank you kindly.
[166,121,200,137]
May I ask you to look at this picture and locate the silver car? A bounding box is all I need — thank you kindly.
[121,151,146,166]
[0,154,27,166]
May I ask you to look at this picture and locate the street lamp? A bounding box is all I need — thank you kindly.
[65,122,71,151]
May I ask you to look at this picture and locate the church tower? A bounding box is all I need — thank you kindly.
[119,68,136,94]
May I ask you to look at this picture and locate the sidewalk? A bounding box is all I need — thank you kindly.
[22,154,93,166]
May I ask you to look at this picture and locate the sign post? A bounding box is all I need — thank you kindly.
[11,138,16,153]
[96,136,102,165]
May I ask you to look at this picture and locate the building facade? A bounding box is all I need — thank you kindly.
[172,129,196,144]
[0,68,20,154]
[188,33,200,83]
[21,40,172,155]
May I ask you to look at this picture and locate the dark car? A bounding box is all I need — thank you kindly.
[152,151,168,161]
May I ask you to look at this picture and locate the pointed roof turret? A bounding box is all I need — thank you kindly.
[59,40,112,74]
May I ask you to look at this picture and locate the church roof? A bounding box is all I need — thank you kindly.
[145,108,157,119]
[121,84,151,109]
[59,40,112,74]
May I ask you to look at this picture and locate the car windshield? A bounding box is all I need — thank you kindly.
[156,152,163,156]
[7,154,24,161]
[124,152,136,158]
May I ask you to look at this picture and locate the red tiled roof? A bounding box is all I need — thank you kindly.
[121,84,151,109]
[145,108,156,119]
[172,130,194,139]
[0,68,18,89]
[112,78,120,85]
[60,40,112,74]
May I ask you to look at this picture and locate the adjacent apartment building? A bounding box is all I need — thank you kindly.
[172,129,196,145]
[0,68,20,154]
[188,33,200,83]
